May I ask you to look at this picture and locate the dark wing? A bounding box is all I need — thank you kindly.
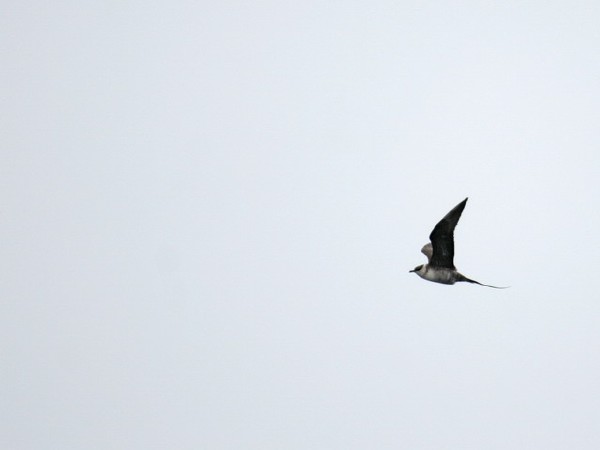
[428,198,468,269]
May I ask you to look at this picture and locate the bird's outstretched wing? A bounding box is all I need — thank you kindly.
[428,198,468,269]
[421,243,433,262]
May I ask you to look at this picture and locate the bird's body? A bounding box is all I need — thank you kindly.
[410,198,507,289]
[411,265,458,285]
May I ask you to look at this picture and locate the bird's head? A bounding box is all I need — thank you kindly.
[409,264,423,274]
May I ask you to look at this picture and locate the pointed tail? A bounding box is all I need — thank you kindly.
[457,273,509,289]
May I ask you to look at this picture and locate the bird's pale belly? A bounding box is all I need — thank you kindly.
[418,267,457,285]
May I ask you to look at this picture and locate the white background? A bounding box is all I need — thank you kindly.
[3,1,600,449]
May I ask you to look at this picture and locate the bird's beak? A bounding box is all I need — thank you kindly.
[409,269,415,273]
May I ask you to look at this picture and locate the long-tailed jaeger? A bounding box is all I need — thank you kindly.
[410,197,508,288]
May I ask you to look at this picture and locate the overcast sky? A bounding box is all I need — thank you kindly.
[3,1,600,449]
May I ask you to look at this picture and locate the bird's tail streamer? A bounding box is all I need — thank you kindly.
[457,274,510,289]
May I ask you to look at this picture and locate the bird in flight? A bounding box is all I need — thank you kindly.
[410,198,508,288]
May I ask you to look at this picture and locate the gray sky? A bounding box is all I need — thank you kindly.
[3,1,600,449]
